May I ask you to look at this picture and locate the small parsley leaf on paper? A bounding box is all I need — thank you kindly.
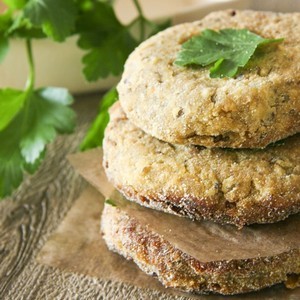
[80,87,118,151]
[0,87,75,197]
[175,28,283,78]
[23,0,77,41]
[105,199,116,207]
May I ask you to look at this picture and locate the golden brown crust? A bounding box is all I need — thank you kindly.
[117,10,300,148]
[103,102,300,227]
[101,204,300,295]
[119,185,300,228]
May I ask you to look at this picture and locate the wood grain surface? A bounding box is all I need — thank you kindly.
[0,94,186,300]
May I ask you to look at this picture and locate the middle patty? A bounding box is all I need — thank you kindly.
[103,102,300,228]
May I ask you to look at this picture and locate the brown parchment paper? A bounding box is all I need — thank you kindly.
[37,186,170,292]
[68,148,300,262]
[37,148,300,299]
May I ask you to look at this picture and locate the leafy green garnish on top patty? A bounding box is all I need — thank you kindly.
[175,28,283,78]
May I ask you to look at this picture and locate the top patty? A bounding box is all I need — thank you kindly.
[118,10,300,148]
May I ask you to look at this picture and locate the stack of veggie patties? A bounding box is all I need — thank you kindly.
[101,10,300,295]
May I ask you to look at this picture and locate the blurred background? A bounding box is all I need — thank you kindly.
[0,0,299,94]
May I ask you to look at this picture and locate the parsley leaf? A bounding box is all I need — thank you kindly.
[0,35,9,63]
[23,0,77,41]
[175,28,283,78]
[80,87,118,150]
[82,30,137,80]
[0,0,171,198]
[4,0,26,10]
[76,1,170,80]
[0,87,75,197]
[77,1,138,81]
[0,8,13,33]
[0,10,12,62]
[76,1,120,35]
[0,89,26,131]
[7,14,46,39]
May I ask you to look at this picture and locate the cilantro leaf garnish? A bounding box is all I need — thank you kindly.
[0,87,75,197]
[23,0,77,41]
[80,87,118,151]
[175,28,283,78]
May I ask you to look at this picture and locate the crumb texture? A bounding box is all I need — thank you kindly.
[101,204,300,295]
[103,102,300,227]
[118,10,300,148]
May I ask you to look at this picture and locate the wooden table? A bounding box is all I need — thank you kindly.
[0,94,182,300]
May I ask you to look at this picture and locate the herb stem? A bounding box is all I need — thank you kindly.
[25,39,35,92]
[125,17,140,29]
[132,0,145,41]
[132,0,144,18]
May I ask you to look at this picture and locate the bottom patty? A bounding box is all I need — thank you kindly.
[101,202,300,295]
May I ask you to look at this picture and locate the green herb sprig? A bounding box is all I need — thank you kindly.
[175,28,283,78]
[0,0,170,198]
